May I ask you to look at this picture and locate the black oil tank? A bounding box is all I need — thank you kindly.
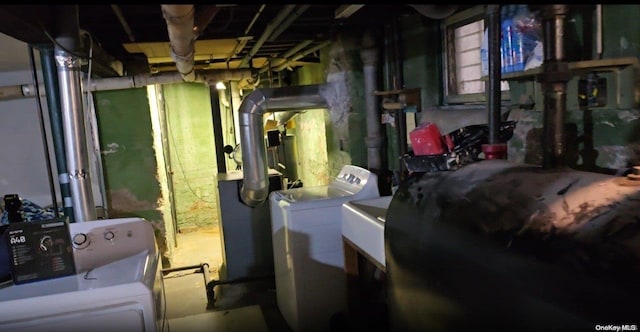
[385,160,640,331]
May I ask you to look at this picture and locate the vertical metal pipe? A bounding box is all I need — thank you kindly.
[38,45,75,222]
[28,45,59,218]
[391,18,408,180]
[55,5,96,222]
[486,5,502,145]
[360,32,382,171]
[481,4,508,160]
[210,85,227,173]
[539,4,570,169]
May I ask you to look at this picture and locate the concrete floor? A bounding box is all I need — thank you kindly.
[163,226,292,332]
[169,226,223,275]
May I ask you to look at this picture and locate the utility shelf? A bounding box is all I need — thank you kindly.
[480,56,639,81]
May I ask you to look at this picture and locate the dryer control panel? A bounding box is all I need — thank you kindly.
[69,218,157,272]
[331,165,379,198]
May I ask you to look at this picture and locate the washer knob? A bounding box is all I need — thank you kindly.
[104,231,115,241]
[72,233,90,248]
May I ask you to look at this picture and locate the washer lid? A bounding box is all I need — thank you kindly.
[0,251,155,301]
[271,185,353,203]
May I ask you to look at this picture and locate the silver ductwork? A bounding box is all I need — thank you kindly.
[54,5,97,223]
[161,4,196,82]
[239,84,328,207]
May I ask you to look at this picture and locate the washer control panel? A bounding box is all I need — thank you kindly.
[69,218,156,272]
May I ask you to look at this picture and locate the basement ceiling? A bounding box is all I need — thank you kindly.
[0,4,427,79]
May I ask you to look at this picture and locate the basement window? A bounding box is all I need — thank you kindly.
[442,6,509,105]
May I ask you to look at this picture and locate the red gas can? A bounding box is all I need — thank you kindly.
[409,122,446,156]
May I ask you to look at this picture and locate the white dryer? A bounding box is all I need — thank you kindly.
[0,217,167,332]
[269,165,380,332]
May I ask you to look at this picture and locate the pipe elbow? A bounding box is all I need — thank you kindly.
[241,89,267,115]
[240,185,269,208]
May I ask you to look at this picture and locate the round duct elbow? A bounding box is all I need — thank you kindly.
[409,5,458,19]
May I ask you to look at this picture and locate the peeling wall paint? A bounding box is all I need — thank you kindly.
[162,83,220,231]
[94,88,170,265]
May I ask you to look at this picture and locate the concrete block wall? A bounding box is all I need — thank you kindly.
[161,82,220,231]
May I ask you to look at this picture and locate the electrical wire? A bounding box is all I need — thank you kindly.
[164,102,217,206]
[80,30,109,219]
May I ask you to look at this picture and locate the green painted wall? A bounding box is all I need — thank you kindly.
[290,62,331,187]
[293,34,371,183]
[162,82,220,231]
[397,6,640,173]
[94,88,169,263]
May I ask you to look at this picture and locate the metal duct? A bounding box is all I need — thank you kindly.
[161,4,196,82]
[239,84,328,207]
[360,32,382,170]
[55,5,96,222]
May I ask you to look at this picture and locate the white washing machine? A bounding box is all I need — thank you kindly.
[0,217,167,332]
[270,165,380,332]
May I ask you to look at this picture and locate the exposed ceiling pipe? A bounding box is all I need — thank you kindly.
[224,5,265,63]
[111,5,135,42]
[161,4,196,82]
[0,69,253,98]
[193,5,221,38]
[267,4,311,42]
[273,40,332,72]
[239,5,296,68]
[86,69,253,91]
[245,4,266,35]
[335,5,365,19]
[239,84,328,207]
[259,39,313,74]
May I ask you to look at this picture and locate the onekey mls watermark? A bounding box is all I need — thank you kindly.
[595,325,637,331]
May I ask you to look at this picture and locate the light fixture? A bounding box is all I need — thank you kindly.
[215,81,226,90]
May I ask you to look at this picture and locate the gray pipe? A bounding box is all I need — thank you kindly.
[360,32,382,170]
[161,5,196,82]
[487,5,502,145]
[55,5,96,222]
[239,84,328,207]
[267,5,311,42]
[273,41,332,72]
[239,5,296,68]
[540,5,570,169]
[39,45,75,222]
[85,69,253,91]
[0,69,255,98]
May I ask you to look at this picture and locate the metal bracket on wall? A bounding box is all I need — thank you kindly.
[374,88,422,112]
